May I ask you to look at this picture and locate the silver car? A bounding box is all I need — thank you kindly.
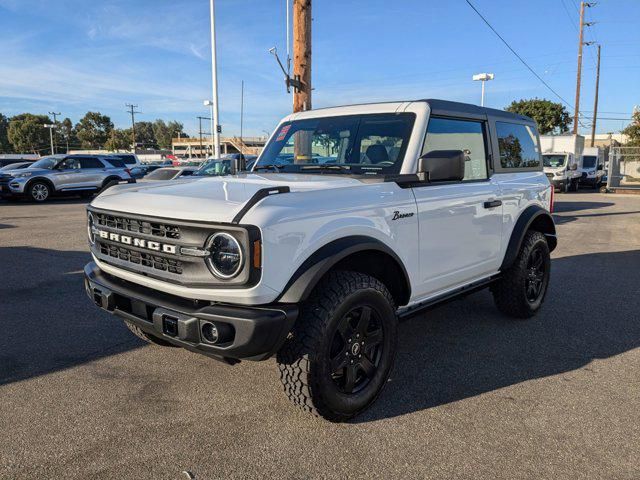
[0,154,134,202]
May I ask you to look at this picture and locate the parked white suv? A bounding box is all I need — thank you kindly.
[84,100,556,421]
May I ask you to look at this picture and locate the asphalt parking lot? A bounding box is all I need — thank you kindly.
[1,192,639,480]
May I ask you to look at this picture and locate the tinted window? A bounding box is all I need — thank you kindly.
[496,122,540,169]
[179,170,194,176]
[582,156,597,169]
[422,117,488,180]
[58,157,80,170]
[113,155,136,164]
[105,158,126,168]
[79,157,104,169]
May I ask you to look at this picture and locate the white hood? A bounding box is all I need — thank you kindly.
[90,173,366,222]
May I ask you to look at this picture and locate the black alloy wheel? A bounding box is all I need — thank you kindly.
[525,246,546,303]
[329,305,384,394]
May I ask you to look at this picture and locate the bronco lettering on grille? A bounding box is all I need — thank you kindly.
[97,230,177,254]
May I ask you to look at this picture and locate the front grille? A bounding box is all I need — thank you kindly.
[95,213,181,240]
[0,175,13,187]
[100,243,184,274]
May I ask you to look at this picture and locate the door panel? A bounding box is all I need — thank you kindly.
[412,181,502,298]
[412,115,502,299]
[51,157,82,190]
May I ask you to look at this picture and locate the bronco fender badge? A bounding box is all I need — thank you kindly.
[392,211,414,221]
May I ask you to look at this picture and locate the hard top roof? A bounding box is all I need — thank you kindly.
[289,99,534,124]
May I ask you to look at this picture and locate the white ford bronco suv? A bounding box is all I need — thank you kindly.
[84,100,556,421]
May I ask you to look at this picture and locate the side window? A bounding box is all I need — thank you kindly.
[496,122,540,169]
[58,157,80,170]
[79,157,104,169]
[105,158,126,168]
[422,117,488,180]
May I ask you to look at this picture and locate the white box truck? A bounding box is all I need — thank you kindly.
[540,134,584,193]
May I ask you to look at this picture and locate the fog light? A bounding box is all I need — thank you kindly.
[201,322,219,343]
[200,321,233,344]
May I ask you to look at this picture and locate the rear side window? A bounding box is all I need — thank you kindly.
[105,158,126,168]
[79,157,104,169]
[422,117,488,181]
[496,122,540,169]
[113,155,136,164]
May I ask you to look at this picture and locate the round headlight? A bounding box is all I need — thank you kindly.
[87,213,96,245]
[206,232,243,279]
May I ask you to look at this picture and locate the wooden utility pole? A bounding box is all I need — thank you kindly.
[573,1,595,134]
[573,1,586,134]
[126,103,140,151]
[292,0,311,113]
[590,44,601,147]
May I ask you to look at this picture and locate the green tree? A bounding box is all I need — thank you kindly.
[0,113,12,153]
[134,121,157,149]
[152,119,188,149]
[75,111,114,149]
[505,99,572,135]
[622,110,640,146]
[105,128,132,151]
[59,117,77,152]
[7,113,52,153]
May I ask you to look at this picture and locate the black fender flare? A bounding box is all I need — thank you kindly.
[501,205,557,271]
[277,235,411,304]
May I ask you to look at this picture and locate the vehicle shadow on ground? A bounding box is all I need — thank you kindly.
[0,196,92,206]
[553,200,614,214]
[0,246,144,386]
[354,250,640,423]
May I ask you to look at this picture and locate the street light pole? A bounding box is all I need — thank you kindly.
[472,73,494,106]
[204,100,215,156]
[44,124,55,155]
[209,0,221,158]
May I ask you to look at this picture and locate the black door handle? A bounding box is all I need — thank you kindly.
[483,200,502,208]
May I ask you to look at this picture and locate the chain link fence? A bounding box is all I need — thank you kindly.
[607,146,640,191]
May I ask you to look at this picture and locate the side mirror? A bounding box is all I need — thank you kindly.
[418,150,465,182]
[597,165,603,171]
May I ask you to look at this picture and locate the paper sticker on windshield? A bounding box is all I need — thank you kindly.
[276,125,291,142]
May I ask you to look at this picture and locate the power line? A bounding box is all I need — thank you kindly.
[464,0,575,109]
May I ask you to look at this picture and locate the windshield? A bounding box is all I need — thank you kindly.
[29,156,59,170]
[145,168,179,180]
[193,159,231,176]
[254,113,415,175]
[543,154,567,168]
[582,156,597,169]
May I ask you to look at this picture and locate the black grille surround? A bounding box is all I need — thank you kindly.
[88,206,261,288]
[95,212,181,240]
[100,243,184,275]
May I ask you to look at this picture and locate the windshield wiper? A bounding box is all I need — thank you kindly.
[253,164,281,172]
[300,164,351,173]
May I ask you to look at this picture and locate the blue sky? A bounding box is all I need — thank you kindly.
[0,0,637,137]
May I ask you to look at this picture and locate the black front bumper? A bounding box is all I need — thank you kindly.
[84,262,298,362]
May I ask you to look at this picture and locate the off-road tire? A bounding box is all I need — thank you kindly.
[276,271,398,422]
[492,230,550,319]
[124,320,177,347]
